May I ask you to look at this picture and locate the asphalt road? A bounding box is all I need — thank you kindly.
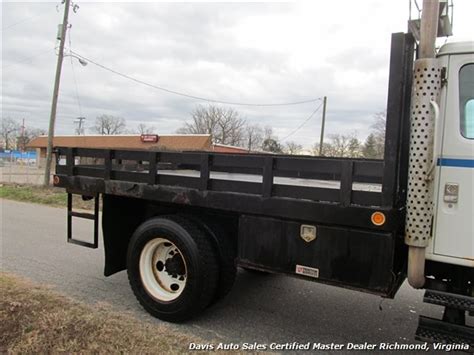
[2,199,446,353]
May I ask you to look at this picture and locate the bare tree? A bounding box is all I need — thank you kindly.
[1,118,20,150]
[244,123,264,152]
[347,136,361,157]
[177,105,219,136]
[27,127,46,139]
[372,111,386,137]
[312,142,335,156]
[263,126,274,141]
[261,126,283,153]
[317,133,360,157]
[262,138,283,153]
[371,111,386,158]
[178,105,246,146]
[362,133,379,159]
[17,127,47,151]
[329,134,351,157]
[218,109,246,146]
[321,142,336,156]
[136,123,156,135]
[93,115,127,135]
[285,141,303,155]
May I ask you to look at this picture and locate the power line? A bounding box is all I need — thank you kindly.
[68,30,83,116]
[1,14,42,31]
[281,101,324,141]
[2,3,56,31]
[3,47,54,71]
[69,56,83,115]
[70,50,321,107]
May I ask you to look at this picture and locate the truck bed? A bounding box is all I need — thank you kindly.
[54,147,401,232]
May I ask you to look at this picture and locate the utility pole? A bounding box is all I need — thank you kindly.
[20,119,26,151]
[318,96,327,156]
[74,116,86,135]
[420,0,440,59]
[43,0,71,186]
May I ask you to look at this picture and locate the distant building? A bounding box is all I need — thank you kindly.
[27,134,212,167]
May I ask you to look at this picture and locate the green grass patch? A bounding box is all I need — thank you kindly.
[0,184,93,210]
[0,184,67,206]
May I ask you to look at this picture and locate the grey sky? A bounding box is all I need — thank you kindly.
[2,1,473,149]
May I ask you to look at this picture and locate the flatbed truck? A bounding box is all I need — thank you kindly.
[52,29,473,347]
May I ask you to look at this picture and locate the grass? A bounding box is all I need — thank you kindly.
[0,184,94,210]
[0,272,202,353]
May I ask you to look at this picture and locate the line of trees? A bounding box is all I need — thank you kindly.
[92,108,309,156]
[1,118,46,151]
[86,115,156,135]
[314,112,385,159]
[92,107,386,158]
[177,105,386,158]
[0,115,158,151]
[2,107,386,159]
[313,116,385,159]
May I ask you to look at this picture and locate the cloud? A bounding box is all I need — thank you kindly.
[2,1,472,148]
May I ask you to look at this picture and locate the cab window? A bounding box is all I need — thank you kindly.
[459,64,474,139]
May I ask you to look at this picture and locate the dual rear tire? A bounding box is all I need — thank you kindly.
[127,215,235,322]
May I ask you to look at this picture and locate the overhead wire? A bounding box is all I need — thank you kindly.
[68,29,83,117]
[3,5,57,71]
[281,101,324,141]
[2,47,54,71]
[69,50,321,107]
[1,14,42,31]
[1,3,55,32]
[3,4,325,145]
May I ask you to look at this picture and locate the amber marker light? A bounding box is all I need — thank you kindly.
[371,211,386,226]
[53,175,60,185]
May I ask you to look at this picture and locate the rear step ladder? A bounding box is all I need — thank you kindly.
[416,289,474,351]
[67,193,99,249]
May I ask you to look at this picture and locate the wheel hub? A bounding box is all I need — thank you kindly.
[140,237,188,302]
[164,253,186,277]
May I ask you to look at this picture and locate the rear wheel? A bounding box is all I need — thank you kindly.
[192,218,237,303]
[127,215,218,322]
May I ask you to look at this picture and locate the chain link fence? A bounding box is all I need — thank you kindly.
[0,151,50,185]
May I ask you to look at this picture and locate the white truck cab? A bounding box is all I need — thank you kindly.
[428,42,474,267]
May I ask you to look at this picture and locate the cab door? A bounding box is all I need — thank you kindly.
[432,54,474,264]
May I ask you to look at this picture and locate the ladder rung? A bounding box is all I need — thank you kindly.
[67,193,99,249]
[68,238,97,248]
[69,211,96,220]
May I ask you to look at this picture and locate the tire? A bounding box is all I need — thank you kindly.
[127,215,219,322]
[191,217,237,303]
